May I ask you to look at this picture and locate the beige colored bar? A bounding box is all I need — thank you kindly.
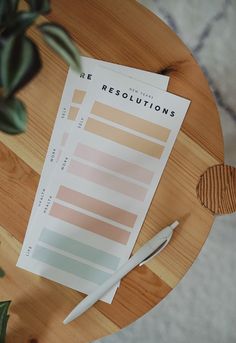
[85,118,164,159]
[68,106,79,121]
[91,101,170,142]
[72,89,86,104]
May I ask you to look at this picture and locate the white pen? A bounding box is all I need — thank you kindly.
[63,220,179,324]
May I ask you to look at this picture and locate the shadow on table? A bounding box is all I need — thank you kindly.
[7,276,72,343]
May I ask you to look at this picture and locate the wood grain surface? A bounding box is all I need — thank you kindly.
[0,1,224,342]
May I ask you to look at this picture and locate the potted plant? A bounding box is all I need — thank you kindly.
[0,1,80,340]
[0,300,10,343]
[0,268,10,343]
[0,0,80,134]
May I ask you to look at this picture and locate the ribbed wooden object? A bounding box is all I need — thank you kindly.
[0,1,226,342]
[197,164,236,214]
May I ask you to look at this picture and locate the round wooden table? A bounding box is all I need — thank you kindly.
[0,1,225,342]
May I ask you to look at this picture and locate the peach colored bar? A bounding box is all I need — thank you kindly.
[72,89,86,104]
[68,159,147,201]
[56,185,137,227]
[85,118,164,159]
[68,106,79,121]
[74,143,154,184]
[50,202,130,244]
[91,101,170,142]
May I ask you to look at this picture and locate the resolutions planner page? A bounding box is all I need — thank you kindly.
[28,56,169,220]
[17,66,190,303]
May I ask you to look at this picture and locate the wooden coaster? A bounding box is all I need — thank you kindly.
[197,164,236,215]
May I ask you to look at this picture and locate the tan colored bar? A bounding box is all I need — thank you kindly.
[91,101,170,142]
[85,118,164,159]
[67,106,79,121]
[72,89,86,104]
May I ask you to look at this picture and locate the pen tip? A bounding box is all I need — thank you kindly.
[63,317,70,325]
[170,220,179,230]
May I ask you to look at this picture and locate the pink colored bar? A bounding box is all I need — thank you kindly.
[61,132,69,147]
[50,202,130,244]
[68,159,147,201]
[74,143,153,185]
[56,185,137,227]
[56,149,62,163]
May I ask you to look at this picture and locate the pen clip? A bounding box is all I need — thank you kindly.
[139,236,171,267]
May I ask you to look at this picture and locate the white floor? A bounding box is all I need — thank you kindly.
[96,1,236,342]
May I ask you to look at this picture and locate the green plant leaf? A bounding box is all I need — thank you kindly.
[0,301,11,343]
[0,96,27,134]
[1,11,39,38]
[27,0,51,14]
[1,35,42,97]
[11,0,19,12]
[0,47,2,87]
[0,0,19,27]
[0,315,9,343]
[38,23,81,72]
[0,268,5,278]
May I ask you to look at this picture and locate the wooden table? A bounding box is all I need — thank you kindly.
[0,1,224,342]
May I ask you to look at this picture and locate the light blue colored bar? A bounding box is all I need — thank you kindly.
[32,245,112,285]
[39,228,120,270]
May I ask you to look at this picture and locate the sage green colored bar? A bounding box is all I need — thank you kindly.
[39,228,120,270]
[32,245,112,285]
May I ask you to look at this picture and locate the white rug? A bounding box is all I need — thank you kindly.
[96,1,236,342]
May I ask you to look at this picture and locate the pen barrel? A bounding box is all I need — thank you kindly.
[64,225,175,323]
[67,245,151,321]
